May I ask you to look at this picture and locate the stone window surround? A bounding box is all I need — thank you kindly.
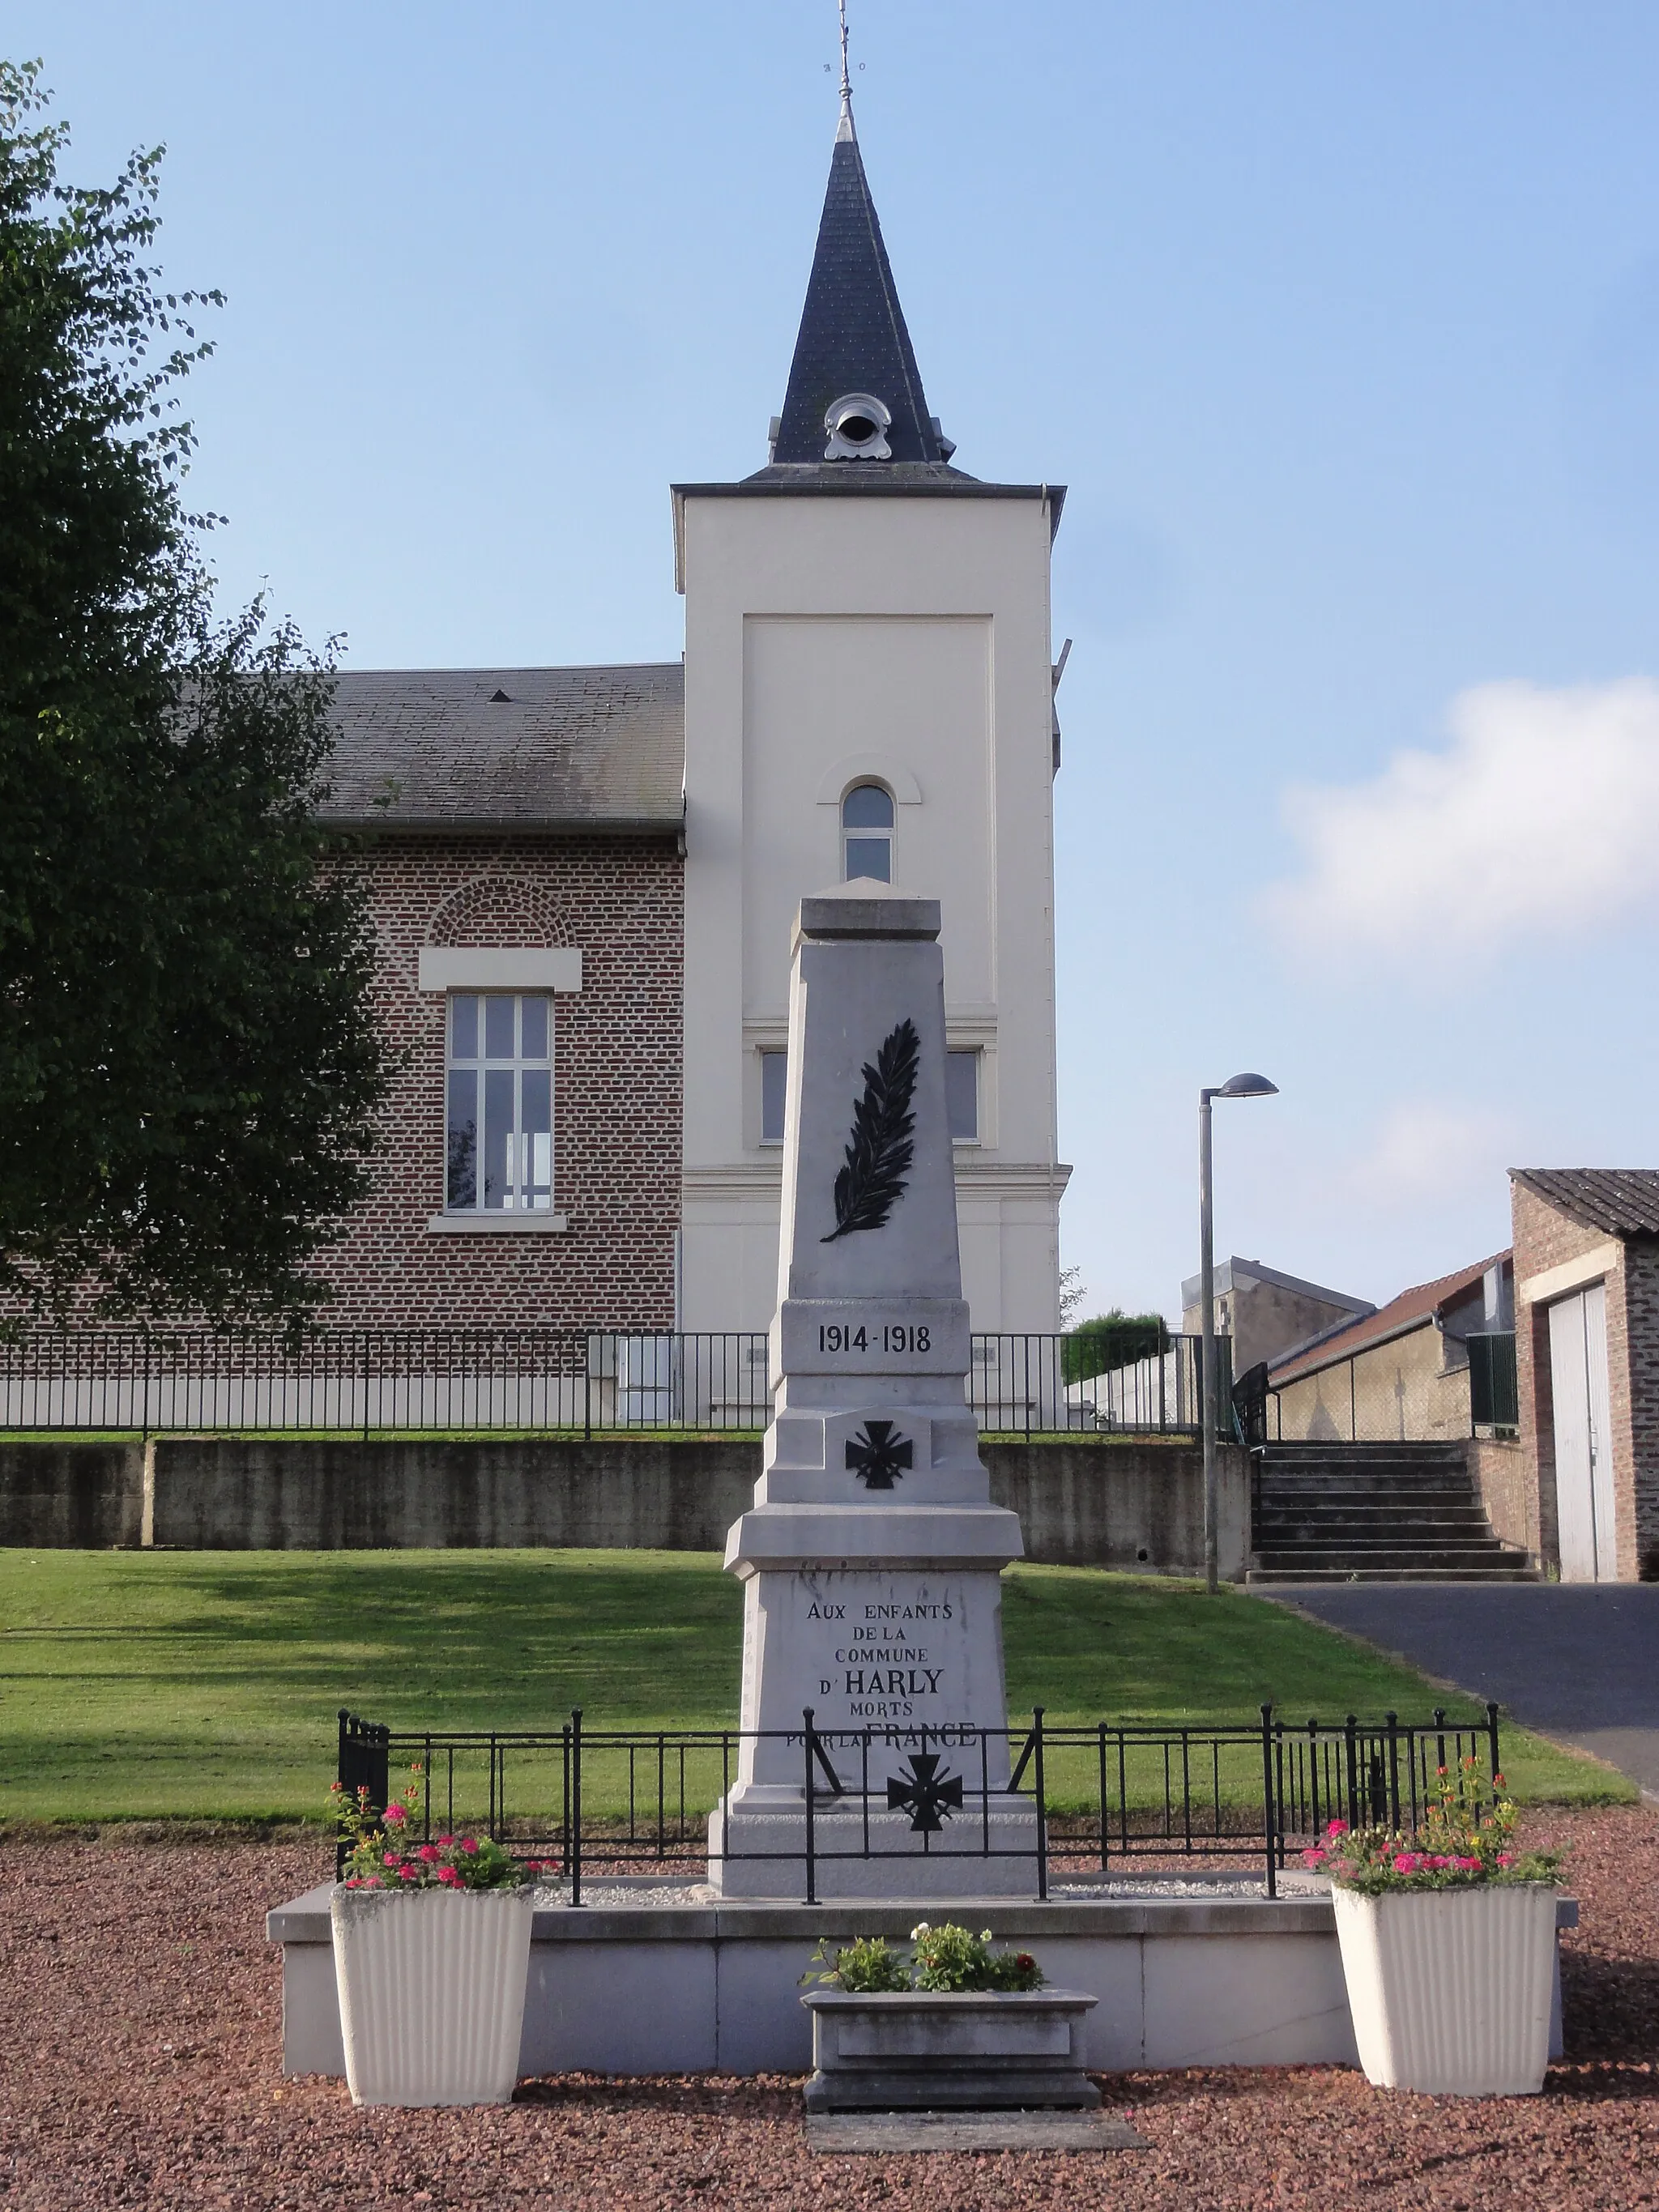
[417,946,585,1233]
[746,1012,997,1152]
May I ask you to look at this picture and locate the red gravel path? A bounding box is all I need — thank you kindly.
[0,1807,1654,2210]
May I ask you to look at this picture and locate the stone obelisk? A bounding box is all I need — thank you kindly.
[707,885,1032,1896]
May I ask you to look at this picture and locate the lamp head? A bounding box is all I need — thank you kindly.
[1216,1072,1278,1100]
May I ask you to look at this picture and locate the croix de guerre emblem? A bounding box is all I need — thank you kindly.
[886,1751,965,1834]
[845,1420,912,1489]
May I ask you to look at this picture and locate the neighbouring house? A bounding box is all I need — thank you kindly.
[1180,1258,1373,1379]
[1267,1254,1516,1447]
[1511,1169,1659,1583]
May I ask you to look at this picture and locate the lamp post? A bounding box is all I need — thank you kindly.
[1200,1072,1279,1594]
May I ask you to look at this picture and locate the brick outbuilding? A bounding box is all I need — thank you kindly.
[1511,1169,1659,1582]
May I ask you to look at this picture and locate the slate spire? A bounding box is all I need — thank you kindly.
[770,97,948,467]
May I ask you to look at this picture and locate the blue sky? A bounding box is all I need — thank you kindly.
[19,2,1659,1321]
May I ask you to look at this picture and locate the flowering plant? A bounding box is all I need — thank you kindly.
[802,1921,1043,1994]
[1302,1756,1562,1896]
[331,1763,539,1893]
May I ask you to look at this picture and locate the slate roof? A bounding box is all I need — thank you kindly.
[1512,1169,1659,1239]
[316,663,684,833]
[1269,1253,1510,1387]
[770,110,945,467]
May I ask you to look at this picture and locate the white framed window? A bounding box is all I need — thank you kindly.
[842,782,894,882]
[946,1050,979,1142]
[446,992,552,1212]
[760,1050,787,1144]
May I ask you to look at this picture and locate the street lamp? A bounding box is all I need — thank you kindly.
[1200,1072,1279,1594]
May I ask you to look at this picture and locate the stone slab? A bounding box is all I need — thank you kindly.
[805,2111,1148,2153]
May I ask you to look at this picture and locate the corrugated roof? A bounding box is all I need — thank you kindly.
[1269,1251,1510,1386]
[1512,1169,1659,1239]
[316,663,684,832]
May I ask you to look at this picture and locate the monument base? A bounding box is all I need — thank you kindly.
[706,1791,1040,1898]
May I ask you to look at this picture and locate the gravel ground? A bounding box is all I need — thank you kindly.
[0,1807,1654,2210]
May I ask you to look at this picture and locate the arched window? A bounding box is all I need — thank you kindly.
[842,782,894,883]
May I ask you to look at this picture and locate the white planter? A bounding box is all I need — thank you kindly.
[1333,1884,1558,2095]
[331,1885,535,2107]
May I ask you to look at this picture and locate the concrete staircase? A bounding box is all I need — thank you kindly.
[1247,1441,1537,1584]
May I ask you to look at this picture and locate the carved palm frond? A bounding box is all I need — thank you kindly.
[821,1017,919,1242]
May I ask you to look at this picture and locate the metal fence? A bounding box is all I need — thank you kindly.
[0,1327,1226,1438]
[338,1699,1503,1903]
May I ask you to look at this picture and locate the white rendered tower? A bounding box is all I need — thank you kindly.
[674,90,1069,1339]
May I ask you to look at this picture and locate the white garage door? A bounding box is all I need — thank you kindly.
[1548,1283,1617,1582]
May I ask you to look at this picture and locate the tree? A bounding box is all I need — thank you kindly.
[0,61,391,1328]
[1061,1309,1172,1386]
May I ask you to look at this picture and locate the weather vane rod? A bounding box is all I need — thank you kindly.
[838,0,851,100]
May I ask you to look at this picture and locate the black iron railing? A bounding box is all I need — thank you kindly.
[335,1700,1503,1901]
[1,1326,1229,1438]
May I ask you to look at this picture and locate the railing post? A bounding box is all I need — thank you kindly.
[569,1707,584,1907]
[803,1707,817,1907]
[1260,1703,1277,1899]
[1486,1701,1502,1794]
[1031,1707,1048,1900]
[1384,1711,1401,1831]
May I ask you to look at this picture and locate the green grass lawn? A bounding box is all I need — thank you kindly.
[0,1549,1631,1822]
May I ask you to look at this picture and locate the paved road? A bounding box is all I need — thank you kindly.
[1259,1584,1659,1797]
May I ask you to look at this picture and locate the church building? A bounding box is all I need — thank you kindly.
[313,88,1070,1340]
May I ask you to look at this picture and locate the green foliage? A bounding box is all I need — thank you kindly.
[909,1920,1044,1993]
[0,60,391,1326]
[802,1933,911,1993]
[1307,1754,1564,1895]
[801,1924,1043,1993]
[1061,1310,1171,1384]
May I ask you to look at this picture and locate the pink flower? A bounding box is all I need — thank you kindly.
[461,1838,480,1855]
[437,1866,463,1888]
[1325,1819,1348,1836]
[343,1877,360,1889]
[1498,1852,1517,1868]
[437,1835,455,1848]
[398,1866,419,1883]
[1392,1853,1420,1874]
[1455,1856,1481,1871]
[383,1805,407,1825]
[382,1851,400,1866]
[361,1876,382,1889]
[1301,1848,1328,1869]
[416,1843,441,1863]
[525,1860,543,1874]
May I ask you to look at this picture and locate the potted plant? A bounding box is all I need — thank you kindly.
[1308,1755,1563,2095]
[330,1765,545,2107]
[800,1922,1098,2111]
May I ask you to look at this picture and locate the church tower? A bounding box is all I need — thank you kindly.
[674,86,1068,1339]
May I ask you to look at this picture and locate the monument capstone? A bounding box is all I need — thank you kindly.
[708,884,1034,1896]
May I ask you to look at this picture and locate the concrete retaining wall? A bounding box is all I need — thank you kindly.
[0,1434,1248,1579]
[0,1441,145,1549]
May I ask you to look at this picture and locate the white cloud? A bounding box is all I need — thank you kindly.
[1260,676,1659,962]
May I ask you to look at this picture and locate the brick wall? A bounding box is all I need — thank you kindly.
[307,833,684,1327]
[1510,1177,1659,1580]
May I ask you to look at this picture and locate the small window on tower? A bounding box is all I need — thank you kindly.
[842,783,893,882]
[946,1051,980,1143]
[760,1050,787,1144]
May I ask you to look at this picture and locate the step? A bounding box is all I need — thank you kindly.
[1247,1566,1540,1584]
[1251,1545,1522,1572]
